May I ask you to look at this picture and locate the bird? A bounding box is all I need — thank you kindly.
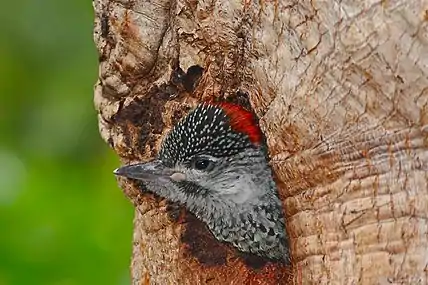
[114,102,290,263]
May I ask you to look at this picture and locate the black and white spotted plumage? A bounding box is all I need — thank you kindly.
[114,103,290,263]
[160,104,255,164]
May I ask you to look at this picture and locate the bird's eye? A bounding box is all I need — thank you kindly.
[192,158,214,171]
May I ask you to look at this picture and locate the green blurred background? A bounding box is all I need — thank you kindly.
[0,0,134,284]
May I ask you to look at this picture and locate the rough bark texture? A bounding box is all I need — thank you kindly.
[93,0,428,284]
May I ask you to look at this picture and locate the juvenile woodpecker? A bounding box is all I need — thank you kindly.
[114,102,289,263]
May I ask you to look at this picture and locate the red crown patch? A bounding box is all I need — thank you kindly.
[210,102,262,145]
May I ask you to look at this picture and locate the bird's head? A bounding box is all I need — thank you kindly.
[114,102,273,207]
[114,102,289,262]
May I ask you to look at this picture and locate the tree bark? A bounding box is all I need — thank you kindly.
[93,0,428,284]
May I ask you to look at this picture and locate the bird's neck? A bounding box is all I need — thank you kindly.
[194,191,284,235]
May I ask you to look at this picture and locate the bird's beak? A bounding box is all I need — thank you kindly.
[113,159,176,182]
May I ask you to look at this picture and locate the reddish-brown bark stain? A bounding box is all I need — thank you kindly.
[180,213,230,266]
[113,87,171,158]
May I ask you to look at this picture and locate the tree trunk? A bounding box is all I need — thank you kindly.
[93,0,428,284]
